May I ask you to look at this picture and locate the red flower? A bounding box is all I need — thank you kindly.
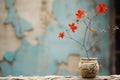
[96,2,108,14]
[58,32,64,39]
[76,10,86,19]
[68,23,78,32]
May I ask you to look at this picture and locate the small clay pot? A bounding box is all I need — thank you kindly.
[79,58,99,78]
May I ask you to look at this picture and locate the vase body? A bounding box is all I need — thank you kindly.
[79,58,99,78]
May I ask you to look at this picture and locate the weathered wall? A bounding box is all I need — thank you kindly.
[0,0,110,77]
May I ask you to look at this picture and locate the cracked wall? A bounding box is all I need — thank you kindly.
[0,0,110,76]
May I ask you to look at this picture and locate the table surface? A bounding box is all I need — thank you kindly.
[0,75,120,80]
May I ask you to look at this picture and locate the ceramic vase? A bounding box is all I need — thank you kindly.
[79,58,99,78]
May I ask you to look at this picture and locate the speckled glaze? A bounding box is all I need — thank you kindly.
[79,58,99,78]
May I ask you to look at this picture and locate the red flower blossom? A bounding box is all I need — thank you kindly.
[96,2,108,14]
[76,9,86,19]
[58,32,64,39]
[68,23,78,32]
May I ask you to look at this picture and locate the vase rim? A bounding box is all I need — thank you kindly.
[80,58,98,60]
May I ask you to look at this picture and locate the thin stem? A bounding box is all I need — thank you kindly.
[83,45,89,58]
[66,29,82,45]
[86,17,92,46]
[66,29,84,53]
[83,20,89,58]
[86,30,90,46]
[85,14,96,52]
[83,26,88,46]
[65,14,97,59]
[82,14,96,58]
[66,36,82,45]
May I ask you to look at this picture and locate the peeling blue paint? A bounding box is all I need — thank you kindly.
[11,38,39,76]
[53,0,110,75]
[0,62,12,76]
[4,0,33,38]
[4,52,15,62]
[0,0,110,76]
